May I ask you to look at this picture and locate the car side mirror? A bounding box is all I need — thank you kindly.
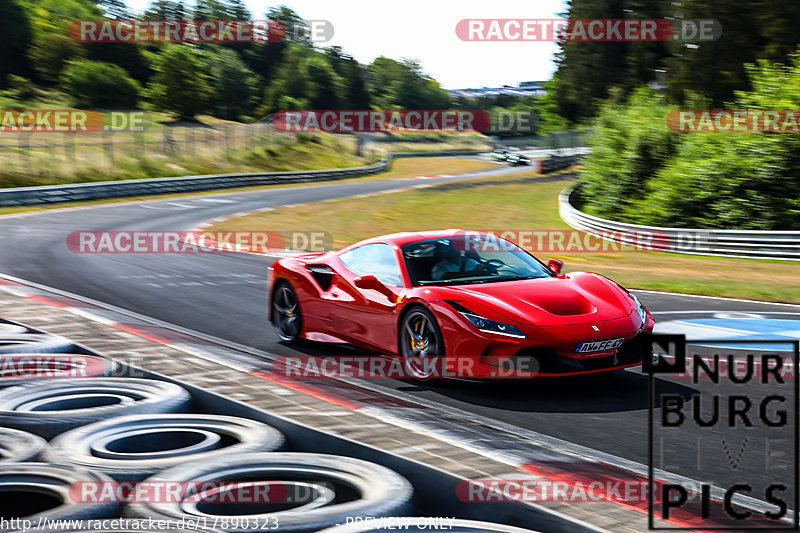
[354,275,397,302]
[548,259,564,274]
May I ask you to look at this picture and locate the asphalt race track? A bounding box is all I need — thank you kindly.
[2,165,798,512]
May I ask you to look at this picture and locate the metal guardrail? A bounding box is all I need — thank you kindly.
[0,150,484,207]
[560,184,800,261]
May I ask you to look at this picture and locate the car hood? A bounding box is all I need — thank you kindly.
[435,272,634,326]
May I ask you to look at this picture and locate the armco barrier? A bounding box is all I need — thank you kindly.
[560,184,800,260]
[0,151,483,208]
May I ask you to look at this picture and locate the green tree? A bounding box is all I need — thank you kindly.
[24,0,101,36]
[578,87,682,217]
[664,0,763,106]
[142,0,187,20]
[29,33,85,83]
[242,40,286,83]
[193,0,251,20]
[60,59,140,107]
[208,48,258,120]
[756,0,800,63]
[342,57,370,109]
[642,51,800,229]
[0,0,33,87]
[551,0,627,122]
[367,56,405,108]
[96,0,128,20]
[262,44,313,111]
[268,6,309,46]
[581,50,800,229]
[85,42,151,84]
[145,45,213,120]
[306,56,341,108]
[324,46,349,76]
[368,57,450,109]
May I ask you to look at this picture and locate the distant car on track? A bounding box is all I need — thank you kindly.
[268,230,654,379]
[507,153,531,166]
[490,147,519,162]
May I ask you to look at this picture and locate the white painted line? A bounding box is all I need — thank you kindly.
[391,443,439,454]
[653,320,754,339]
[633,289,800,308]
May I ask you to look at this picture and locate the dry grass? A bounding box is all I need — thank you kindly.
[0,157,502,216]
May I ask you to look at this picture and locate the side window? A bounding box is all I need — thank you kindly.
[339,243,402,287]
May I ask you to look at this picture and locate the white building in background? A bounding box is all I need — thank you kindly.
[448,81,546,98]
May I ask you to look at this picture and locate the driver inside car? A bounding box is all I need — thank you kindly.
[431,241,483,280]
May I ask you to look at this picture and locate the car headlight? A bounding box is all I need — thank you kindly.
[631,294,647,326]
[460,312,526,338]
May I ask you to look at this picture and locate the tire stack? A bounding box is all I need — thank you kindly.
[0,319,539,533]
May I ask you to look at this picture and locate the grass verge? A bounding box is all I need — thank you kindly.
[210,173,800,303]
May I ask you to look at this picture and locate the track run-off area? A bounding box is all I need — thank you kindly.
[2,160,798,524]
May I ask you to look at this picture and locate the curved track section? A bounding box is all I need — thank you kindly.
[0,164,797,512]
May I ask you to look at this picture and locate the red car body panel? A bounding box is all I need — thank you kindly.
[268,230,654,379]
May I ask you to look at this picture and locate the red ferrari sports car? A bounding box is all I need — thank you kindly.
[268,230,654,379]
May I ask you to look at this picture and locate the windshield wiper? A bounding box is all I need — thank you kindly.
[418,276,494,286]
[418,274,543,286]
[487,275,543,282]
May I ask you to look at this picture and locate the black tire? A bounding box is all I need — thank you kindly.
[124,452,413,533]
[0,334,74,354]
[0,428,46,462]
[317,518,541,532]
[0,354,117,389]
[0,463,118,523]
[0,378,190,439]
[398,306,446,380]
[272,281,303,343]
[45,414,286,480]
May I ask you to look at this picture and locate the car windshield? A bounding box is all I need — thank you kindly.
[401,236,554,286]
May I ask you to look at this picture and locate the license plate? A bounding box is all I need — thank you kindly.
[575,337,625,353]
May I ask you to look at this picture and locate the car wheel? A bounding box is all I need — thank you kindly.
[272,282,303,343]
[399,306,444,380]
